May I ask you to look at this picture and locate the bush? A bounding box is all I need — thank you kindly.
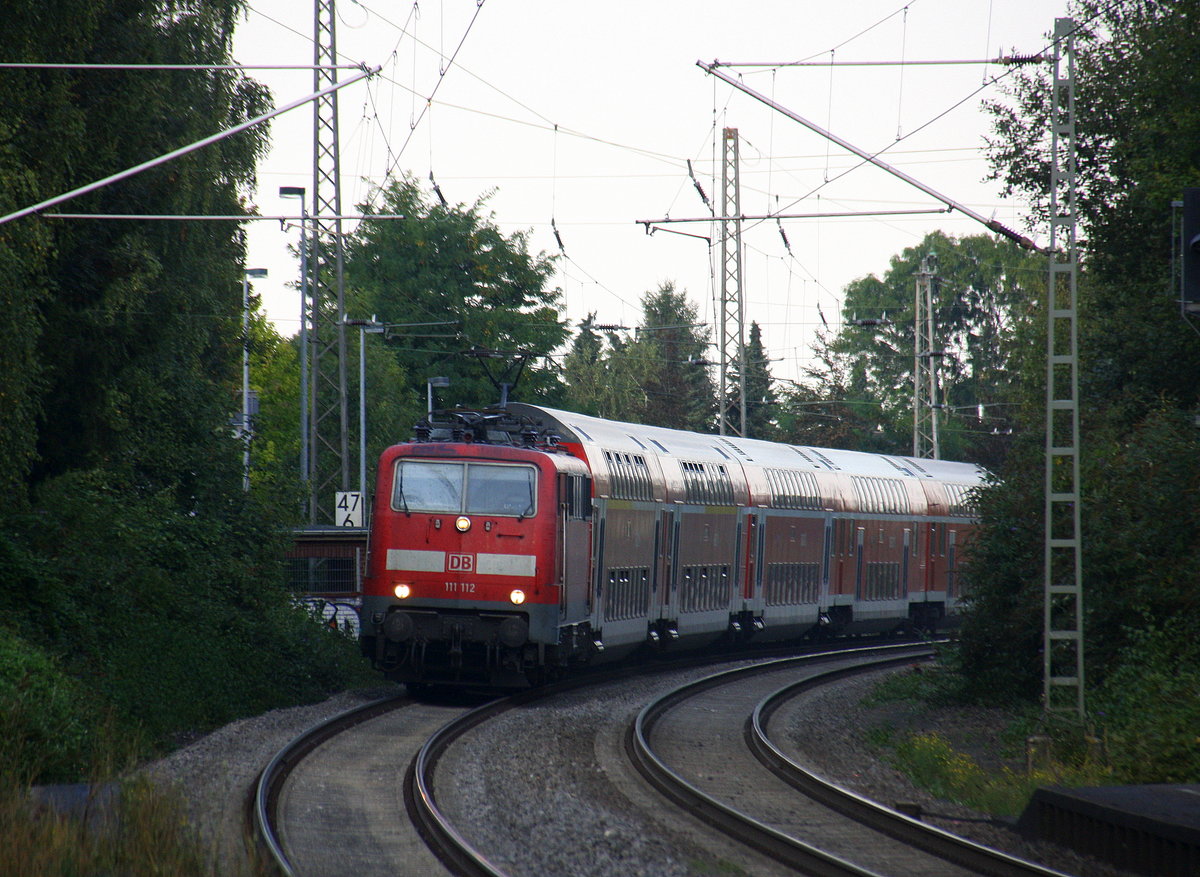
[1094,621,1200,784]
[0,469,379,774]
[0,629,98,784]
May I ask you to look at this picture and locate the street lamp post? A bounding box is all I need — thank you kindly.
[242,267,268,490]
[279,186,309,485]
[344,317,385,498]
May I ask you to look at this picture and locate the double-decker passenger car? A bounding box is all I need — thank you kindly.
[360,403,983,688]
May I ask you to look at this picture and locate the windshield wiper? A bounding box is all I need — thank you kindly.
[518,477,535,520]
[397,464,410,516]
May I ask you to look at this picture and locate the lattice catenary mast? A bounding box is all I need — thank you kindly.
[719,128,747,437]
[308,0,351,523]
[1044,17,1085,718]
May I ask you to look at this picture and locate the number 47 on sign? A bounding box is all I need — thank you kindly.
[336,492,364,528]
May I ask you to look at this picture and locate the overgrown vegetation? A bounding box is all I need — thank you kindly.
[1091,622,1200,784]
[2,4,1198,872]
[868,622,1200,816]
[955,0,1200,742]
[789,4,1200,783]
[0,773,264,877]
[0,0,380,811]
[785,230,1045,464]
[869,728,1104,818]
[864,666,1107,818]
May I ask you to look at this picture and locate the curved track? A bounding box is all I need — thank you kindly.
[749,663,1071,876]
[254,642,1071,876]
[253,691,470,877]
[628,645,1072,877]
[406,692,526,876]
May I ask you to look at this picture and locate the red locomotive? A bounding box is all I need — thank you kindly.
[360,403,983,688]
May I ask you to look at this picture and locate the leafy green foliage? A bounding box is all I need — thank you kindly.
[1093,622,1200,783]
[956,438,1046,702]
[1,471,374,753]
[882,730,1106,817]
[9,2,274,497]
[0,2,380,785]
[628,282,717,431]
[727,321,778,440]
[563,282,719,431]
[860,656,965,709]
[561,314,647,418]
[345,175,567,410]
[0,629,98,784]
[786,231,1043,463]
[985,0,1200,415]
[1078,407,1200,673]
[957,0,1200,707]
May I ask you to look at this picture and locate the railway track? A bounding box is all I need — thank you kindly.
[253,641,1074,876]
[628,645,1072,877]
[253,691,467,876]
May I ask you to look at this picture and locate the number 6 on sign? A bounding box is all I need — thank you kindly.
[336,492,364,528]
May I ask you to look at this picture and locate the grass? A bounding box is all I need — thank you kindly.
[0,773,231,877]
[872,728,1107,817]
[0,714,271,877]
[863,667,1112,818]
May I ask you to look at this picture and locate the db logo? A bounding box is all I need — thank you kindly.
[448,553,475,572]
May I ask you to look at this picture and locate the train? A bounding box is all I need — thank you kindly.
[359,403,984,688]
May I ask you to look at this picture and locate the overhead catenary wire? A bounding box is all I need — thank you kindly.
[241,1,1098,385]
[698,61,1043,252]
[369,0,487,196]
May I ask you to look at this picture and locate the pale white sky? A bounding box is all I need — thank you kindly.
[234,0,1067,383]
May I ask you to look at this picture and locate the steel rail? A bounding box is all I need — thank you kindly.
[748,665,1074,877]
[405,693,516,877]
[404,644,901,876]
[252,637,941,876]
[250,693,409,877]
[626,643,932,877]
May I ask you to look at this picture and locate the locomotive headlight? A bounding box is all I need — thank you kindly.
[509,589,526,605]
[455,515,471,532]
[394,583,412,599]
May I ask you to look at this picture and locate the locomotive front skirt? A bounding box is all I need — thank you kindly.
[360,403,984,688]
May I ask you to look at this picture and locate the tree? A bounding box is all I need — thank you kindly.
[344,176,568,411]
[561,314,646,419]
[561,315,608,416]
[790,231,1043,464]
[777,333,893,452]
[0,2,275,505]
[727,321,778,440]
[247,301,417,507]
[624,282,717,432]
[960,0,1200,702]
[0,2,373,776]
[0,2,102,501]
[984,0,1200,415]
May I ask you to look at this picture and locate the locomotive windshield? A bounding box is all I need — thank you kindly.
[393,460,537,517]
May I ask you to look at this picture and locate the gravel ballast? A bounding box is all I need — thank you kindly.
[145,666,1138,876]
